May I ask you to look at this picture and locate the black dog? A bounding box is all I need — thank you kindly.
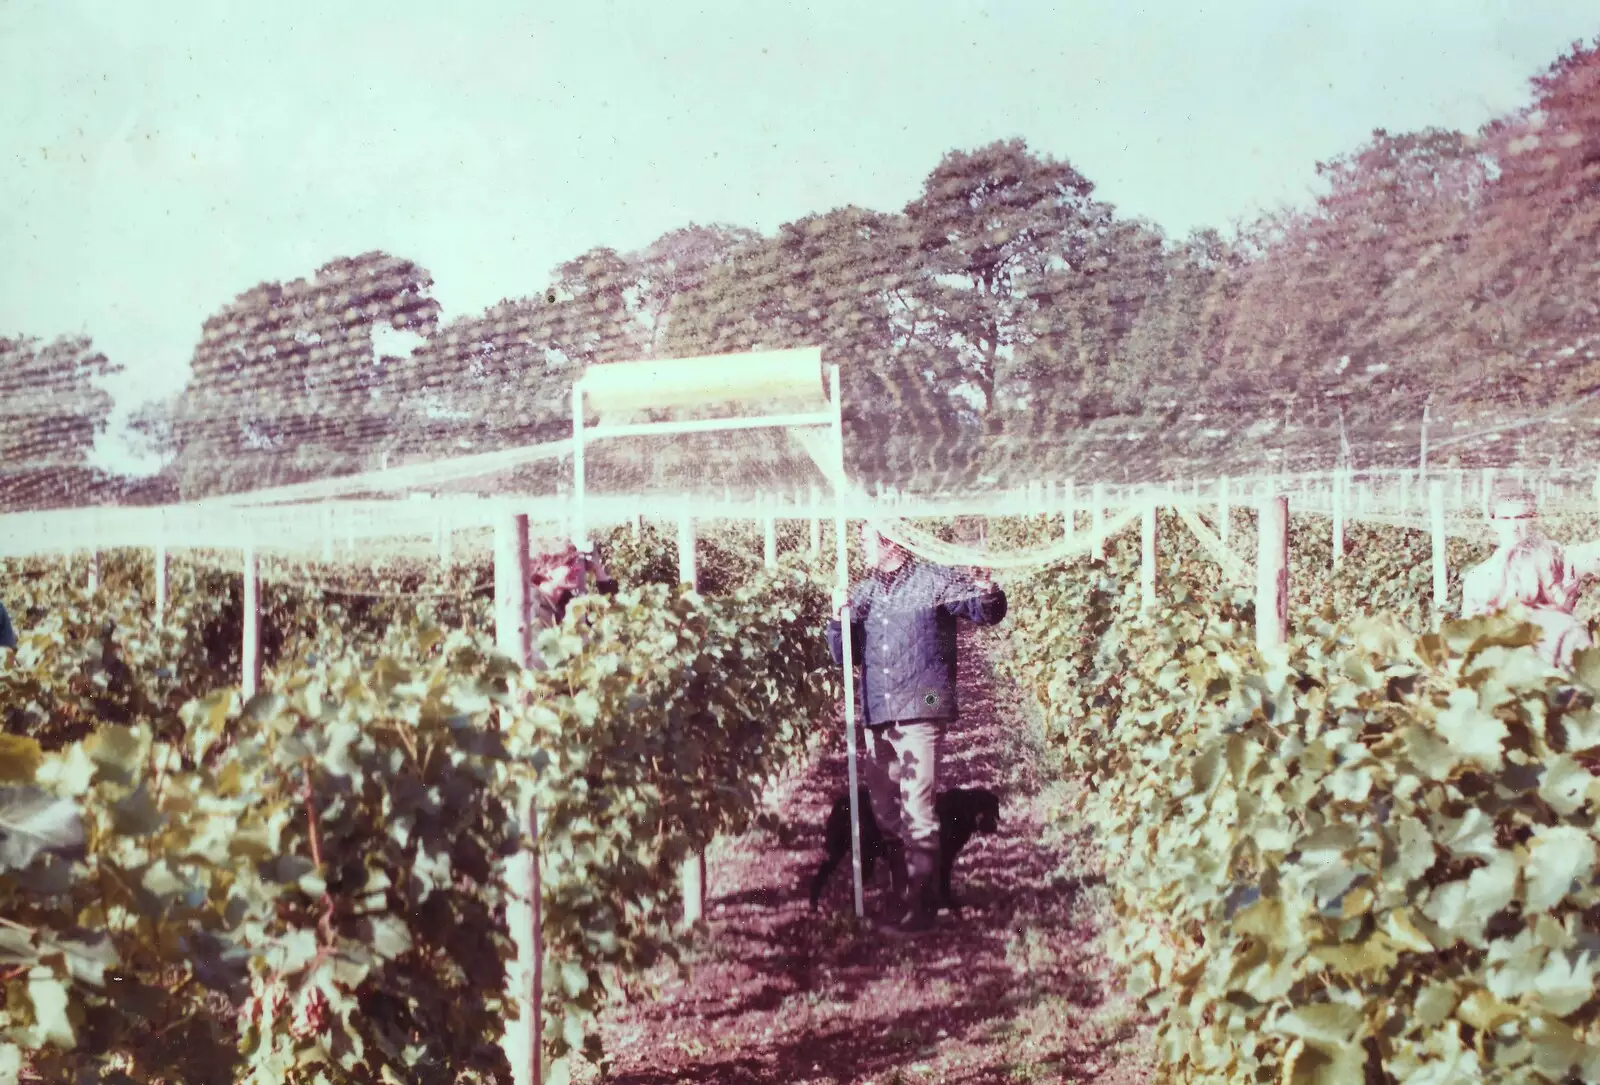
[808,787,1000,911]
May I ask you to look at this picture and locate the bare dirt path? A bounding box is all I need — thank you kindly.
[587,629,1153,1084]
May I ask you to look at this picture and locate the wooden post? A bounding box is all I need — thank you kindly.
[1430,481,1448,628]
[1091,483,1106,561]
[242,545,260,700]
[762,509,778,570]
[1256,496,1289,652]
[677,510,707,926]
[1140,501,1157,612]
[1063,479,1077,543]
[493,510,541,1085]
[1218,477,1230,547]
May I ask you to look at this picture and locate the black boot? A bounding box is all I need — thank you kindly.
[878,838,910,921]
[881,841,939,936]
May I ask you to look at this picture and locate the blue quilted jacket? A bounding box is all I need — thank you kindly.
[825,562,1006,726]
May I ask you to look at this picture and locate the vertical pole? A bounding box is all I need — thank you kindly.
[1256,495,1289,652]
[242,544,260,700]
[1430,481,1448,629]
[831,364,865,920]
[1419,401,1431,481]
[571,383,588,553]
[809,484,823,557]
[1091,483,1106,561]
[762,501,778,570]
[1482,467,1495,520]
[1454,469,1465,512]
[1140,501,1157,612]
[676,508,707,926]
[494,509,541,1085]
[154,511,169,628]
[1063,479,1077,544]
[1218,476,1230,547]
[677,511,697,587]
[1332,472,1345,569]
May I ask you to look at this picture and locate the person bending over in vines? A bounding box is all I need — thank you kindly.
[526,543,618,669]
[825,525,1006,936]
[1460,491,1595,669]
[0,599,15,650]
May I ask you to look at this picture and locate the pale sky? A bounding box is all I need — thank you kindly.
[3,0,1597,426]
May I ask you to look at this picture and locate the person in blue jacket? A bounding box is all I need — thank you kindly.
[0,600,16,649]
[826,525,1006,935]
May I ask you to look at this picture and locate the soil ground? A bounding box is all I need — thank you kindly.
[583,628,1155,1084]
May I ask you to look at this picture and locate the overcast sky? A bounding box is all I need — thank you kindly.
[3,0,1597,415]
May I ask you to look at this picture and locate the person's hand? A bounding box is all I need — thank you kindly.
[831,589,850,618]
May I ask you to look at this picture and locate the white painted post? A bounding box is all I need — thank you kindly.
[1454,470,1465,511]
[1430,481,1448,629]
[1063,479,1077,543]
[1332,473,1345,569]
[1256,495,1289,652]
[676,509,706,926]
[1091,483,1106,561]
[677,512,697,588]
[1218,477,1231,547]
[1140,500,1157,612]
[154,534,168,628]
[1481,467,1495,520]
[762,508,778,570]
[825,364,866,921]
[493,509,541,1085]
[809,485,822,556]
[242,544,260,700]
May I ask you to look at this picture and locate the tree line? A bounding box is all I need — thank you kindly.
[5,37,1598,508]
